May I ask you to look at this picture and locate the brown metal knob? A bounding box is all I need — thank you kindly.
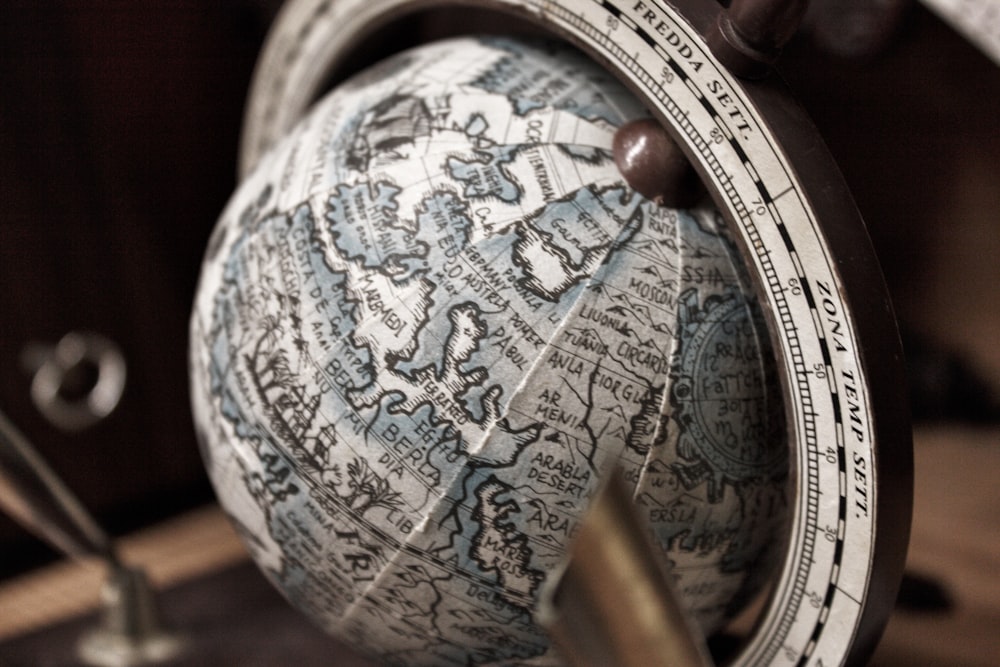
[706,0,809,78]
[613,118,704,208]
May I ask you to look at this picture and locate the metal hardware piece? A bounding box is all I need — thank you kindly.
[706,0,810,78]
[77,565,185,667]
[23,331,127,432]
[0,410,185,665]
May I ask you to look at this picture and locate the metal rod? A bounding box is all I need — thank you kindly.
[537,472,714,667]
[0,408,118,564]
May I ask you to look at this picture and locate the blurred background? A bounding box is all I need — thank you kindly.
[0,0,275,579]
[0,0,997,662]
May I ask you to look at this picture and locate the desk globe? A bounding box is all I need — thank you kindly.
[189,35,788,665]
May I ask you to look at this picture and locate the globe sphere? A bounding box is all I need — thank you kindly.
[190,35,787,666]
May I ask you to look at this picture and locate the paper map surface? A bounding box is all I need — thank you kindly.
[190,36,788,665]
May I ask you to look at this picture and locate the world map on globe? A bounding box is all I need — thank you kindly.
[189,36,788,665]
